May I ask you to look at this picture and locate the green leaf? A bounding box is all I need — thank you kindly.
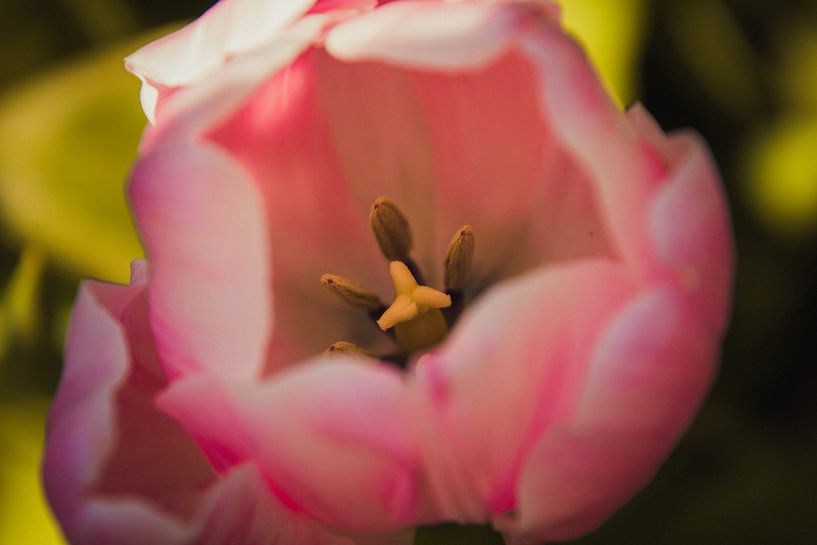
[0,399,65,544]
[0,31,173,283]
[0,246,45,363]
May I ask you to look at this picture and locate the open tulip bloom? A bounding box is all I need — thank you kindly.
[43,1,734,544]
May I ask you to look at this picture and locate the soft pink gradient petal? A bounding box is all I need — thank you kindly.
[157,359,420,532]
[125,0,316,121]
[189,464,356,545]
[93,286,215,517]
[325,1,555,70]
[207,50,394,371]
[410,258,635,522]
[129,141,270,380]
[141,14,330,143]
[44,278,145,541]
[501,286,716,542]
[70,502,187,545]
[44,267,376,545]
[313,50,612,290]
[520,22,668,280]
[647,136,733,334]
[44,272,205,545]
[627,104,734,334]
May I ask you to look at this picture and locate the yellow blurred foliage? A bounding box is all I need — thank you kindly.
[0,246,44,361]
[0,36,151,284]
[774,21,817,111]
[744,115,817,236]
[560,0,648,106]
[742,16,817,238]
[0,401,65,544]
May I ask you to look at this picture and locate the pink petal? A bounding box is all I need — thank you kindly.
[520,21,669,281]
[157,359,420,532]
[45,267,365,545]
[627,104,734,334]
[189,464,356,545]
[129,141,270,380]
[141,14,330,142]
[325,1,556,70]
[503,286,716,542]
[70,502,187,545]
[94,287,216,517]
[410,258,635,522]
[125,0,316,121]
[646,140,734,334]
[207,50,394,371]
[180,4,618,349]
[44,280,138,540]
[43,272,212,545]
[310,49,612,289]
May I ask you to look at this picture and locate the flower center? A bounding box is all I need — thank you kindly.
[321,197,474,365]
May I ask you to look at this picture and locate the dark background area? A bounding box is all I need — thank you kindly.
[1,1,815,543]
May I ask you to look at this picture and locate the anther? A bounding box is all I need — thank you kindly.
[370,196,413,261]
[324,341,376,359]
[444,225,474,292]
[321,274,383,310]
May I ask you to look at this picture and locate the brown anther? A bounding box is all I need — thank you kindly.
[444,225,474,291]
[321,274,383,310]
[324,341,376,359]
[370,196,413,261]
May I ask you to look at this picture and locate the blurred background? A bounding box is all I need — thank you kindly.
[0,0,815,543]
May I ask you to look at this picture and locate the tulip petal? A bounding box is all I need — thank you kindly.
[207,50,394,371]
[320,1,616,291]
[411,258,635,522]
[648,142,733,333]
[189,464,356,545]
[519,20,673,282]
[157,359,420,532]
[125,0,316,121]
[502,286,716,542]
[93,287,216,517]
[44,280,137,534]
[70,502,187,545]
[626,104,734,334]
[325,1,556,70]
[43,273,212,545]
[313,49,613,291]
[129,141,270,380]
[143,14,329,142]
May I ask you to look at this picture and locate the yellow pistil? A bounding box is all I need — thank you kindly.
[377,261,452,352]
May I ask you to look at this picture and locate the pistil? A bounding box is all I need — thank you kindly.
[320,196,475,365]
[377,261,451,352]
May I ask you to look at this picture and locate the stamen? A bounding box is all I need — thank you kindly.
[321,273,383,310]
[444,225,474,292]
[324,341,376,359]
[370,196,413,261]
[320,197,473,363]
[378,261,452,352]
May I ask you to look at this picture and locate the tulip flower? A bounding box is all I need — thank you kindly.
[44,1,733,544]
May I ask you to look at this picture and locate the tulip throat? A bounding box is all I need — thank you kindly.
[321,197,474,366]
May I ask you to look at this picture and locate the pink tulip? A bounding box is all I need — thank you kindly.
[44,1,733,544]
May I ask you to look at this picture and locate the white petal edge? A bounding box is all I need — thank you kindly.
[126,0,316,120]
[325,1,556,70]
